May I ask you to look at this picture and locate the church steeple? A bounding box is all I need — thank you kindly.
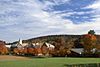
[19,38,22,45]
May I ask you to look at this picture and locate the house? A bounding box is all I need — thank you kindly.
[41,43,49,56]
[32,42,55,56]
[70,48,100,57]
[69,48,84,57]
[45,42,55,48]
[71,48,84,54]
[40,42,55,56]
[5,45,11,49]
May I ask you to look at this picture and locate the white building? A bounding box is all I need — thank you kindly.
[5,45,11,48]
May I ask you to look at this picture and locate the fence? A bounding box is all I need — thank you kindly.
[65,63,100,67]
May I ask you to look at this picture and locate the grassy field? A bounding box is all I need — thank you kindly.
[0,57,100,67]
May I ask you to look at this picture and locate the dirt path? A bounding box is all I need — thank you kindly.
[0,55,31,60]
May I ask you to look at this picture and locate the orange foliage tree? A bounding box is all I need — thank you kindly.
[81,30,97,54]
[13,48,24,55]
[0,41,8,55]
[27,47,35,55]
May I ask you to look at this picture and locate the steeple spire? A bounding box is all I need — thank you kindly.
[19,38,22,45]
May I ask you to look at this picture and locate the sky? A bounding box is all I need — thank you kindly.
[0,0,100,42]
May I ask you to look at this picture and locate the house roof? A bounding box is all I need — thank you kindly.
[71,48,84,54]
[45,42,55,48]
[5,45,11,48]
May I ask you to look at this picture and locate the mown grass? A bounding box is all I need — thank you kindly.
[0,57,100,67]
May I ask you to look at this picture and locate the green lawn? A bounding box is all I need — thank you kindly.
[0,57,100,67]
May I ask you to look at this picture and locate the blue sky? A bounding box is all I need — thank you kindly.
[0,0,100,42]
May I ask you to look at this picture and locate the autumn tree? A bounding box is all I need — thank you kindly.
[51,37,73,56]
[0,41,8,55]
[81,30,97,55]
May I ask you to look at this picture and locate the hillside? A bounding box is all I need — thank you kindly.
[9,34,100,48]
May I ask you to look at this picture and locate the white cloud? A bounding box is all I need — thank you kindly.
[86,0,100,9]
[85,0,100,14]
[78,0,100,34]
[51,0,70,5]
[0,0,100,42]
